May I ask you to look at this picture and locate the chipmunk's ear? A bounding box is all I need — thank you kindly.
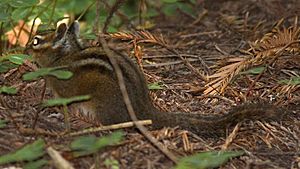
[55,23,67,41]
[68,21,80,38]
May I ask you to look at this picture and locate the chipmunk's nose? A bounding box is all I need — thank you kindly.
[24,39,33,54]
[23,38,33,55]
[23,45,32,55]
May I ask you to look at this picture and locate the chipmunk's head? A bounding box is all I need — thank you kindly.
[25,21,82,67]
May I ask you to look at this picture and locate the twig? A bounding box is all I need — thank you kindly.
[101,0,130,25]
[67,120,152,137]
[47,146,74,169]
[245,65,267,97]
[190,9,208,26]
[196,94,236,105]
[221,123,241,150]
[180,31,220,38]
[165,47,208,82]
[93,0,100,33]
[0,22,3,54]
[26,17,38,47]
[76,1,96,21]
[17,125,60,136]
[26,1,53,46]
[48,0,57,26]
[181,131,192,152]
[143,58,199,67]
[215,44,229,55]
[143,54,200,59]
[102,0,125,33]
[138,0,146,26]
[98,36,179,164]
[15,6,35,46]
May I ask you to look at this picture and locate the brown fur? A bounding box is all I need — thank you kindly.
[25,22,288,137]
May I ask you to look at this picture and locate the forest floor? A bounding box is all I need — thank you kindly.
[1,0,300,169]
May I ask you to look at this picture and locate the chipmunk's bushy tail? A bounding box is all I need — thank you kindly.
[146,103,287,137]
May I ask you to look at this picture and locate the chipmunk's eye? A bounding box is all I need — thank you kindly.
[33,37,40,46]
[32,35,43,46]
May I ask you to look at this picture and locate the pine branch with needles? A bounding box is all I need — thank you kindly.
[204,17,300,96]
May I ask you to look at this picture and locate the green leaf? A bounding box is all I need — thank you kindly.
[24,159,48,169]
[71,135,98,153]
[71,131,123,157]
[8,54,31,65]
[57,0,91,14]
[23,67,73,81]
[0,139,45,165]
[162,4,178,16]
[0,54,32,67]
[107,26,118,33]
[43,95,91,107]
[104,158,120,169]
[0,11,9,21]
[189,0,196,4]
[48,70,73,79]
[0,119,7,128]
[120,1,138,19]
[0,86,17,94]
[176,151,244,169]
[240,67,265,75]
[23,68,52,80]
[141,8,159,18]
[0,62,19,73]
[11,7,31,21]
[0,0,10,6]
[177,3,196,18]
[9,0,39,8]
[36,3,64,24]
[148,82,164,90]
[279,76,300,85]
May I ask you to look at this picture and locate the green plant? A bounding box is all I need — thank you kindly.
[148,82,164,90]
[0,119,7,128]
[0,0,198,51]
[0,139,47,169]
[42,95,91,131]
[161,0,196,17]
[0,54,31,73]
[43,95,91,107]
[104,158,120,169]
[23,67,73,81]
[279,76,300,85]
[0,54,32,64]
[240,66,265,75]
[0,61,19,73]
[176,151,244,169]
[0,86,17,94]
[0,0,63,30]
[70,131,123,157]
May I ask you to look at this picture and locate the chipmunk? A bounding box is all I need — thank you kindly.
[25,21,287,136]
